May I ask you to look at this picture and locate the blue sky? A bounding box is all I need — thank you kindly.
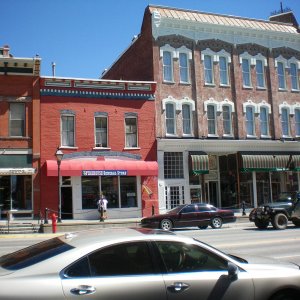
[2,0,299,79]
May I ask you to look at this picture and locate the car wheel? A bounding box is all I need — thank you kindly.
[199,225,208,230]
[254,219,269,229]
[270,290,300,300]
[271,213,288,230]
[211,217,222,229]
[292,220,300,227]
[160,219,173,231]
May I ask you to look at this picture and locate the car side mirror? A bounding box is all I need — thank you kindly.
[228,262,238,281]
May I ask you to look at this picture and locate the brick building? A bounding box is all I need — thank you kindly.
[103,5,300,211]
[40,77,157,220]
[0,45,41,219]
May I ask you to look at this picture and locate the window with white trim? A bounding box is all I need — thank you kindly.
[163,51,173,82]
[222,105,232,135]
[256,60,265,88]
[204,55,214,85]
[245,106,255,136]
[125,113,138,148]
[259,106,269,137]
[281,107,290,137]
[295,108,300,137]
[242,58,251,87]
[94,112,108,148]
[179,52,189,83]
[219,56,229,86]
[290,62,299,91]
[9,102,25,137]
[182,104,192,135]
[277,62,286,90]
[61,111,75,147]
[207,104,217,135]
[166,103,176,135]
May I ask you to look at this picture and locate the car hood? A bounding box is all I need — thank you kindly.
[262,201,292,209]
[230,253,300,270]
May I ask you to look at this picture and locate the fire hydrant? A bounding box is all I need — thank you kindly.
[51,213,57,233]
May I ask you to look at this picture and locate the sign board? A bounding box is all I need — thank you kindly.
[82,170,128,176]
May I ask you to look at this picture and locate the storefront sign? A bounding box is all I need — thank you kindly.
[0,168,35,175]
[82,170,128,176]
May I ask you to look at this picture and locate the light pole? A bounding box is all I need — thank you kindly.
[55,148,64,223]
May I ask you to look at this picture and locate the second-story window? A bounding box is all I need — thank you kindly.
[242,58,251,87]
[222,105,232,135]
[281,107,290,137]
[179,53,189,83]
[182,104,192,135]
[204,55,214,85]
[290,62,299,91]
[163,51,173,82]
[259,106,269,137]
[219,56,229,85]
[277,61,286,90]
[125,114,138,148]
[95,113,108,148]
[9,102,25,137]
[207,104,217,135]
[166,103,176,135]
[245,106,255,136]
[295,108,300,137]
[256,60,265,88]
[61,114,75,147]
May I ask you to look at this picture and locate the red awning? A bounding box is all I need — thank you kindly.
[46,159,158,176]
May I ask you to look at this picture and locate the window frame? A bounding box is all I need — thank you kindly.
[219,56,229,86]
[259,106,270,138]
[124,113,138,148]
[94,112,108,148]
[295,108,300,137]
[242,58,252,88]
[160,45,176,83]
[9,102,25,137]
[206,104,217,136]
[290,62,299,91]
[280,107,291,137]
[203,54,214,85]
[182,103,192,136]
[60,112,75,147]
[179,52,189,84]
[165,102,176,136]
[255,59,265,88]
[222,105,232,136]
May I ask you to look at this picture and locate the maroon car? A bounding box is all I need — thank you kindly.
[141,203,236,231]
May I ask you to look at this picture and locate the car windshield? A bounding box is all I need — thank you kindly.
[166,205,185,214]
[0,237,74,271]
[274,192,295,203]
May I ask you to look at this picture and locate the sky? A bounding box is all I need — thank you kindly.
[2,0,300,79]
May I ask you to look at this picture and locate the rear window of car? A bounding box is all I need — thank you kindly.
[0,237,74,270]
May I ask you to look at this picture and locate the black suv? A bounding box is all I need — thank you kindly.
[249,191,300,230]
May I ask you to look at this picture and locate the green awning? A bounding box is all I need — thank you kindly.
[190,154,209,175]
[293,155,300,171]
[240,154,295,172]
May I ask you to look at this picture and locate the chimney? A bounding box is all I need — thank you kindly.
[52,62,56,77]
[1,45,10,57]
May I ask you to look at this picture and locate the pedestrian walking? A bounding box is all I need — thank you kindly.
[97,193,108,221]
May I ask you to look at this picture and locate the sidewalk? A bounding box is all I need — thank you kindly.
[0,212,250,235]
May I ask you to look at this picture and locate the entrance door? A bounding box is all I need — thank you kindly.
[205,181,218,207]
[165,186,185,210]
[62,187,73,219]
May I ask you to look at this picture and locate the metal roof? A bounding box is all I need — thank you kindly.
[149,5,298,34]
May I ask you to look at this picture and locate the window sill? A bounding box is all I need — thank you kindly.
[93,147,111,150]
[291,89,300,93]
[0,136,31,140]
[256,86,266,90]
[220,84,230,88]
[207,134,219,138]
[179,82,191,85]
[124,147,141,150]
[246,135,257,139]
[60,146,78,150]
[243,85,253,90]
[260,135,271,139]
[182,134,194,138]
[204,83,215,87]
[222,134,234,138]
[163,80,175,85]
[278,88,288,92]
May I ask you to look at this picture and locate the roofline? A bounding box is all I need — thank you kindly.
[41,75,155,85]
[100,35,140,78]
[148,4,297,27]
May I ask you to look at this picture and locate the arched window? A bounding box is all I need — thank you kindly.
[288,57,300,91]
[243,101,257,137]
[165,103,176,135]
[275,56,287,90]
[279,102,292,137]
[295,108,300,137]
[160,44,176,82]
[177,46,192,84]
[201,49,216,85]
[240,52,254,88]
[182,104,192,135]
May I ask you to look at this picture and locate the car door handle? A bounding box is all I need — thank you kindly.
[70,285,96,295]
[168,282,190,293]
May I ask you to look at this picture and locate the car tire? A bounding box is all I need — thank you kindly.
[254,219,269,229]
[271,213,288,230]
[160,219,173,231]
[292,219,300,227]
[198,225,208,230]
[270,290,300,300]
[211,217,222,229]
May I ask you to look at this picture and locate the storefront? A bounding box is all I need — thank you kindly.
[45,154,158,220]
[0,154,35,219]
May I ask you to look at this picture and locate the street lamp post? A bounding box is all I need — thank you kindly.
[55,148,64,223]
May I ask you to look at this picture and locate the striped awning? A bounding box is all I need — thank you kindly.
[190,154,209,175]
[241,154,300,172]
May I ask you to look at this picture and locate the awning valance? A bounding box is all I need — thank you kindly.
[190,154,209,175]
[46,159,158,177]
[240,154,300,172]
